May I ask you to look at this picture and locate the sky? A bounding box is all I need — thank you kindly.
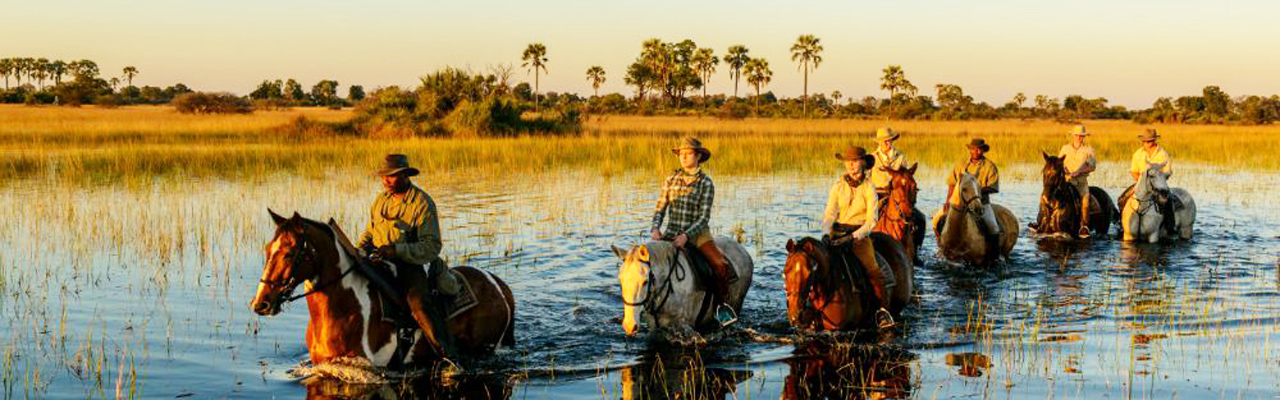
[5,0,1279,108]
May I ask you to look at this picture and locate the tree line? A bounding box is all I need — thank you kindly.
[0,57,194,106]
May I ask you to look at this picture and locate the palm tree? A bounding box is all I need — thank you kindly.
[0,58,12,90]
[743,58,772,116]
[109,77,121,91]
[122,66,139,87]
[585,66,606,98]
[691,48,718,98]
[641,39,674,100]
[49,60,66,86]
[880,65,916,102]
[790,34,823,117]
[521,43,549,112]
[724,45,749,98]
[1013,92,1027,108]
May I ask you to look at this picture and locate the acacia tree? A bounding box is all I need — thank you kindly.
[790,34,823,117]
[724,45,749,98]
[743,57,772,115]
[691,48,718,98]
[585,66,606,98]
[521,43,549,111]
[122,66,139,87]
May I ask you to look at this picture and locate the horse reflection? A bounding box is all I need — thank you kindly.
[301,373,513,400]
[617,355,753,400]
[782,341,914,399]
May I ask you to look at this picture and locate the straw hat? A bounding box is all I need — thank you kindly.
[835,146,876,168]
[376,154,420,177]
[875,127,900,142]
[966,138,990,152]
[671,137,711,163]
[1137,128,1160,142]
[1069,125,1090,136]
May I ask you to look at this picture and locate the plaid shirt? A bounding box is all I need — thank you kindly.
[652,168,715,238]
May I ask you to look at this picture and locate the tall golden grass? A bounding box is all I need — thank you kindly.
[2,105,1277,184]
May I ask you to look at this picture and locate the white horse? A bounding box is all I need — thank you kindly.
[612,238,754,337]
[1122,163,1196,242]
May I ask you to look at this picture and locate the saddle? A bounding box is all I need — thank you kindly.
[678,243,739,290]
[827,224,893,296]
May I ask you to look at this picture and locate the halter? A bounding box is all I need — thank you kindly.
[949,187,985,217]
[260,229,357,304]
[1129,173,1164,237]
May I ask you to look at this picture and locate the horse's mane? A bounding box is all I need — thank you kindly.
[792,237,846,300]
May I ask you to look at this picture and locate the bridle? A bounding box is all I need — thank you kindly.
[620,247,686,329]
[260,228,357,305]
[788,247,842,330]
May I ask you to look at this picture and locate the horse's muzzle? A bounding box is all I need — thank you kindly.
[252,296,281,316]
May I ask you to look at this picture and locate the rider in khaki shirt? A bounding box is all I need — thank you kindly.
[870,127,907,193]
[1058,125,1097,237]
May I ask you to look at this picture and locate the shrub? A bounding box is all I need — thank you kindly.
[172,92,253,114]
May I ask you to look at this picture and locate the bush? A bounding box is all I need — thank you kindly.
[445,97,524,136]
[717,98,751,119]
[172,92,253,114]
[253,98,291,111]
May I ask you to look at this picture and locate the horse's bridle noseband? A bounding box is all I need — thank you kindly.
[260,232,356,305]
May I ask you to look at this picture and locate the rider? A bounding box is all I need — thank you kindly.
[650,137,738,326]
[822,146,895,329]
[357,154,460,360]
[870,127,907,196]
[1122,129,1175,231]
[1058,125,1097,237]
[944,138,1002,264]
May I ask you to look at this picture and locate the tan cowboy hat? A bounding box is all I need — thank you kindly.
[671,137,712,163]
[834,146,876,168]
[875,127,900,142]
[376,154,420,177]
[1069,125,1090,136]
[966,138,990,152]
[1138,128,1160,142]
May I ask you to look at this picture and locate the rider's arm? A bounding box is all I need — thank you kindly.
[395,197,443,265]
[982,163,1000,196]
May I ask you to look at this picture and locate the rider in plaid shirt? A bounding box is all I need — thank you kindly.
[650,137,737,326]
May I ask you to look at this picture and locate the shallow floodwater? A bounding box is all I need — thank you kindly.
[0,162,1276,399]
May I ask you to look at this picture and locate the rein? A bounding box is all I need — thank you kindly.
[622,247,688,329]
[260,229,358,304]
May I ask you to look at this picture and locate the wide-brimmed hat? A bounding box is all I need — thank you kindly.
[1070,125,1090,136]
[966,138,990,152]
[875,127,900,142]
[1138,128,1160,142]
[376,154,420,177]
[835,146,876,168]
[671,137,712,163]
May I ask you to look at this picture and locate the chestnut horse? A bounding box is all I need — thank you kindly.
[250,210,515,369]
[783,234,911,331]
[1031,153,1119,239]
[873,164,926,264]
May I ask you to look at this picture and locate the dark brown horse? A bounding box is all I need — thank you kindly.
[1032,153,1119,239]
[874,163,926,265]
[783,234,911,332]
[250,210,515,369]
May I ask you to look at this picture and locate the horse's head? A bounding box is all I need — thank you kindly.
[251,209,331,316]
[1135,162,1170,200]
[886,163,920,205]
[784,238,829,329]
[613,242,658,336]
[950,173,984,215]
[1041,152,1067,187]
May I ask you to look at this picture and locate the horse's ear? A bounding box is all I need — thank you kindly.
[1042,151,1052,162]
[786,238,796,253]
[268,209,287,226]
[611,245,627,260]
[907,163,918,175]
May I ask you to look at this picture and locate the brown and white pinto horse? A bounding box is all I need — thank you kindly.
[250,210,515,368]
[783,234,911,331]
[873,164,925,264]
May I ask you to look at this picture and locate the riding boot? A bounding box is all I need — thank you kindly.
[852,238,894,329]
[405,263,458,360]
[696,240,737,326]
[980,203,1003,265]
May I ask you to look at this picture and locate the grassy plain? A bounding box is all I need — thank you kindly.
[2,105,1278,185]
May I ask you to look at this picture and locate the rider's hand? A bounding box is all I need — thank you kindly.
[375,245,397,259]
[650,228,662,241]
[673,233,689,248]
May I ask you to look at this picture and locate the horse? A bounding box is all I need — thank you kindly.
[873,163,926,265]
[1031,153,1120,239]
[612,238,754,337]
[1122,163,1196,242]
[250,210,516,369]
[931,173,1018,266]
[782,234,912,332]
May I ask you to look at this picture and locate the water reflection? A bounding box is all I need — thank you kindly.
[617,354,753,400]
[302,373,514,400]
[781,342,913,400]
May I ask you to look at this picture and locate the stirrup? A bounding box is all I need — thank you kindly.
[715,304,738,327]
[1077,226,1091,238]
[875,308,896,330]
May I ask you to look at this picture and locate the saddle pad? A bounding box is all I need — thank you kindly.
[444,269,478,320]
[681,245,738,288]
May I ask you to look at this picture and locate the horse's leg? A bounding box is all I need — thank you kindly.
[495,275,517,347]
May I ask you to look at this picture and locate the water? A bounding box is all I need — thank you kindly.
[1,163,1276,399]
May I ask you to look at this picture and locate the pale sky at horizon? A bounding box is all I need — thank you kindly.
[5,0,1279,108]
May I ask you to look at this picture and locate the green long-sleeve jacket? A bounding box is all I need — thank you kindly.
[356,185,442,265]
